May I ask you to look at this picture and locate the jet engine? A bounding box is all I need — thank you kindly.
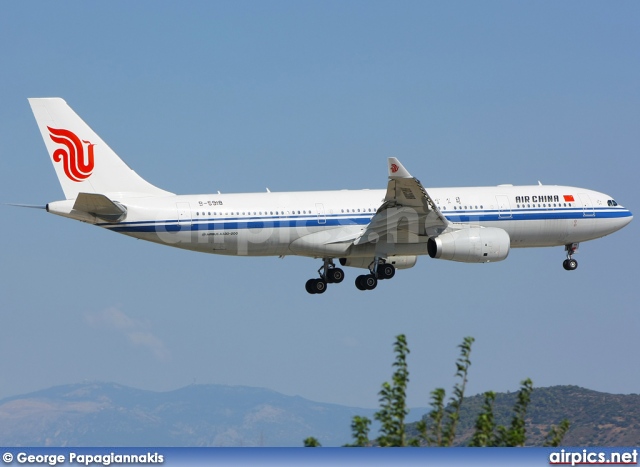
[339,255,418,270]
[427,227,510,263]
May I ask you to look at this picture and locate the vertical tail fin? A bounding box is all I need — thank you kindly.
[29,98,172,199]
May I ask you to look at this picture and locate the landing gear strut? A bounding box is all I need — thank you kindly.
[305,258,344,294]
[563,243,579,271]
[355,258,396,291]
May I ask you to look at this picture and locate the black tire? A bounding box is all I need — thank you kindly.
[305,279,317,294]
[364,274,378,290]
[355,275,366,290]
[568,259,578,270]
[378,264,395,280]
[304,279,316,295]
[314,279,327,294]
[328,268,344,284]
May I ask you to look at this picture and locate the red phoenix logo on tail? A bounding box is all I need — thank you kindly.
[390,163,399,173]
[47,127,95,182]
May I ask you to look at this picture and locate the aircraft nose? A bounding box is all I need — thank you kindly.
[617,210,633,229]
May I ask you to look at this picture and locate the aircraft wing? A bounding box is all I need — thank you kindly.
[354,158,449,245]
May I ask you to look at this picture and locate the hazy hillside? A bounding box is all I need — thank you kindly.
[0,383,377,447]
[1,383,638,447]
[408,385,640,446]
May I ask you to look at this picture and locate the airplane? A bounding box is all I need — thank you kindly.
[26,98,633,294]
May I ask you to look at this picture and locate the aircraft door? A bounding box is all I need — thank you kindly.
[578,193,595,217]
[496,195,512,219]
[316,203,326,225]
[176,202,192,225]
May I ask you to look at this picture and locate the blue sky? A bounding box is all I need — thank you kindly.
[1,1,638,410]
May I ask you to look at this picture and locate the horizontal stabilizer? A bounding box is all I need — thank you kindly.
[73,192,127,223]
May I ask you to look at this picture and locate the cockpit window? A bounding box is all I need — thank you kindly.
[607,199,618,207]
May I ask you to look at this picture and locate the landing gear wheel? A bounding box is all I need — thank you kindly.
[305,279,317,294]
[355,275,367,290]
[363,274,377,290]
[563,243,579,271]
[314,279,327,294]
[327,268,344,284]
[306,278,327,294]
[377,264,395,280]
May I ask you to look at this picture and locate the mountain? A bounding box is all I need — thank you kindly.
[0,383,377,447]
[407,385,640,446]
[1,383,638,447]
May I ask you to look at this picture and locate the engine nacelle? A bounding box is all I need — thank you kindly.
[339,255,418,270]
[427,227,510,263]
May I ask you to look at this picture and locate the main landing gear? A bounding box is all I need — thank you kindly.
[305,258,344,294]
[304,257,397,293]
[355,259,395,291]
[562,243,579,271]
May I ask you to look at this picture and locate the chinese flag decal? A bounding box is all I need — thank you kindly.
[563,195,575,202]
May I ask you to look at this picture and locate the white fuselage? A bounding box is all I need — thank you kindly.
[28,97,633,292]
[47,184,633,260]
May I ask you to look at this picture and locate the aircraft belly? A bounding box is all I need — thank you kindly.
[483,219,572,248]
[289,226,362,257]
[344,242,430,258]
[116,226,290,256]
[486,217,610,248]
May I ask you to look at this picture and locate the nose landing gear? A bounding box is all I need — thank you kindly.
[563,243,579,271]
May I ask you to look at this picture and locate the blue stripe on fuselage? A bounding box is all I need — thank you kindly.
[106,215,373,233]
[103,208,632,233]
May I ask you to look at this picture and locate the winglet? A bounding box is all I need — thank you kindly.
[388,157,412,179]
